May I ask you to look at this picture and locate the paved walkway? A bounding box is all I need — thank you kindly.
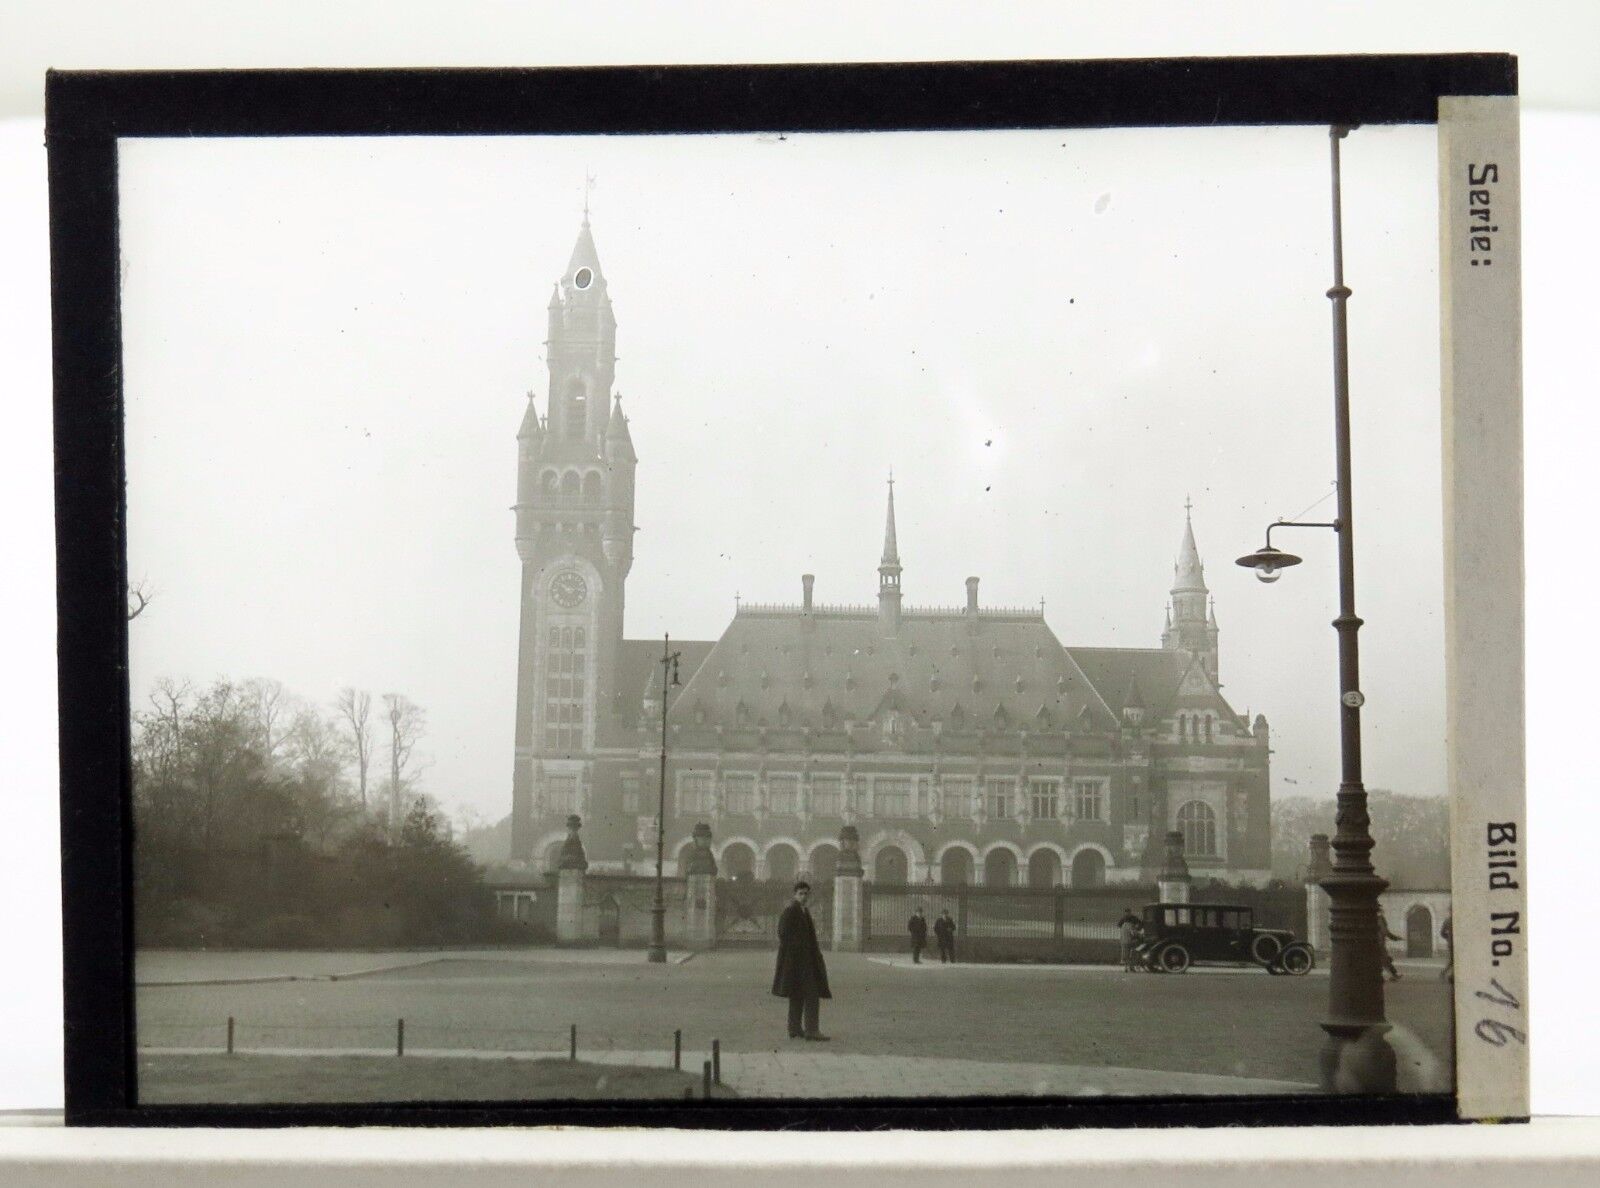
[142,1046,1316,1099]
[868,955,1451,978]
[136,948,695,986]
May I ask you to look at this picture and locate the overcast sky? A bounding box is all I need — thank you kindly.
[120,123,1444,822]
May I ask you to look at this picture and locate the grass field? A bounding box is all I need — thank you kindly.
[138,1053,731,1104]
[136,948,1453,1102]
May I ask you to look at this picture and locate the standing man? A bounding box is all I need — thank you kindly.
[772,881,831,1041]
[1117,907,1143,972]
[1439,914,1454,982]
[933,909,956,964]
[907,906,929,964]
[1377,906,1402,982]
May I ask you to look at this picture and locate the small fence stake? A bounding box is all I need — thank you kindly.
[226,1016,234,1055]
[397,1019,405,1057]
[702,1059,712,1098]
[712,1039,721,1085]
[684,1085,694,1100]
[570,1023,577,1061]
[673,1029,682,1070]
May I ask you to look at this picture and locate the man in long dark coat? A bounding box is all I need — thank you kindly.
[933,909,956,963]
[772,881,831,1040]
[907,907,929,963]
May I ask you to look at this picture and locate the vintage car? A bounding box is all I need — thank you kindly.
[1133,902,1315,975]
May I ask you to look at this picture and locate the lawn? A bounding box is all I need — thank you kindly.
[138,1053,732,1104]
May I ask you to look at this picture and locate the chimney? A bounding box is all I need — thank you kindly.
[965,576,980,615]
[802,573,814,612]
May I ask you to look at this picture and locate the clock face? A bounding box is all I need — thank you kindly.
[574,267,593,290]
[549,570,588,609]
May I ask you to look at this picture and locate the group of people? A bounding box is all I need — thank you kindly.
[905,907,957,964]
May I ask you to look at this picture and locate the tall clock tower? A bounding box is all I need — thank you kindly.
[510,216,637,861]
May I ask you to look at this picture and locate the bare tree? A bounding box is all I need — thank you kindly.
[382,693,427,833]
[334,688,374,810]
[127,579,154,621]
[241,677,291,762]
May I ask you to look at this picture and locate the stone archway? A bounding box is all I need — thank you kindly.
[1070,847,1106,889]
[766,842,800,884]
[1406,903,1435,958]
[1027,848,1062,888]
[984,847,1018,888]
[940,847,974,886]
[874,845,909,885]
[808,843,839,883]
[721,841,757,881]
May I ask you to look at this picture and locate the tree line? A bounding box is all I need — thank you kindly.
[1270,790,1450,890]
[132,677,513,949]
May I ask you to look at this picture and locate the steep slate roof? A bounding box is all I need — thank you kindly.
[1066,645,1245,728]
[617,637,717,724]
[664,609,1114,731]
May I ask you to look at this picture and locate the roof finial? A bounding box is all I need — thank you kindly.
[583,170,595,224]
[1184,493,1193,519]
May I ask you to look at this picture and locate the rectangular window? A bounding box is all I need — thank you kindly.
[874,777,912,818]
[544,775,579,814]
[769,774,800,815]
[942,778,974,818]
[1074,778,1107,823]
[621,773,642,814]
[1029,779,1060,821]
[985,777,1015,819]
[725,773,756,814]
[678,770,713,815]
[542,625,588,752]
[811,775,843,817]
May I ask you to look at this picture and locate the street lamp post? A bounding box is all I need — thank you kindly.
[648,634,681,964]
[1236,125,1396,1093]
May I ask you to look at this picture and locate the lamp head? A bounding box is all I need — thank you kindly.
[1235,545,1303,584]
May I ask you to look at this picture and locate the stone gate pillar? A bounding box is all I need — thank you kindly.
[555,814,589,943]
[683,821,718,949]
[1305,832,1334,957]
[832,824,865,952]
[1156,830,1191,904]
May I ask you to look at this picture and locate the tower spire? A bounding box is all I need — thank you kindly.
[877,472,903,635]
[1163,499,1218,682]
[882,469,900,566]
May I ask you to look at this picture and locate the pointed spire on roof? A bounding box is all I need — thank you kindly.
[605,393,636,460]
[1208,595,1218,626]
[548,282,562,310]
[565,217,603,286]
[1123,675,1146,710]
[1171,496,1207,595]
[881,470,900,566]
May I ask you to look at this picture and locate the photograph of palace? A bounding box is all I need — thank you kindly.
[120,123,1454,1103]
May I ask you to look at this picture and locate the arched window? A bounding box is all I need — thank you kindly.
[561,470,580,502]
[1203,714,1213,742]
[582,471,603,503]
[541,471,558,498]
[1178,715,1188,740]
[574,627,585,648]
[1177,800,1218,857]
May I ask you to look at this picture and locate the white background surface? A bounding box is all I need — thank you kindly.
[0,0,1596,1134]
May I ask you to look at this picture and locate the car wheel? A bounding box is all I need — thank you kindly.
[1250,933,1283,967]
[1158,943,1191,974]
[1280,943,1314,976]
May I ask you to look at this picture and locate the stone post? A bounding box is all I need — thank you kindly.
[1305,832,1334,957]
[683,821,718,949]
[832,824,866,952]
[1156,830,1191,904]
[555,814,589,943]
